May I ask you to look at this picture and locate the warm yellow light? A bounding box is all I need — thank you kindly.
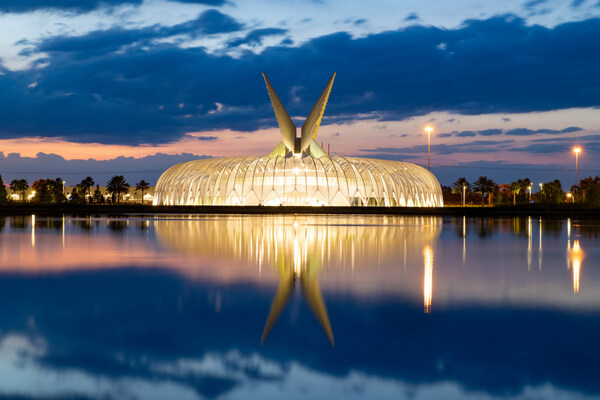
[567,193,572,198]
[570,240,584,294]
[424,126,433,135]
[573,147,581,154]
[423,245,433,314]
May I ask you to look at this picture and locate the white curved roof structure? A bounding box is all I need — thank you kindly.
[154,74,443,207]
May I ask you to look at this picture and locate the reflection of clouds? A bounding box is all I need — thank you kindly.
[0,333,596,400]
[0,334,198,400]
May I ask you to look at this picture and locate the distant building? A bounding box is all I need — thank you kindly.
[154,73,443,207]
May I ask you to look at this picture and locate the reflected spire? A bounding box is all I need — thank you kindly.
[261,259,334,346]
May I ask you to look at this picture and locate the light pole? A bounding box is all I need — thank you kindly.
[528,185,532,202]
[573,147,581,187]
[462,184,466,206]
[425,126,433,170]
[539,183,542,202]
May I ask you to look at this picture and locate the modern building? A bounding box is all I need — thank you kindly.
[154,73,443,207]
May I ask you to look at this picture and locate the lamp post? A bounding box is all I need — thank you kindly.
[462,184,466,206]
[425,126,433,171]
[573,147,581,187]
[528,185,532,202]
[539,183,542,202]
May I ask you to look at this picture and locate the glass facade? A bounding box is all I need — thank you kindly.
[153,155,443,207]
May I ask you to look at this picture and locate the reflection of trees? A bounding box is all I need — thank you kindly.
[10,216,27,230]
[0,217,4,233]
[74,219,92,231]
[540,219,563,238]
[108,220,126,232]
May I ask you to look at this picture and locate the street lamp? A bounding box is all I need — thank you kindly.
[573,146,581,187]
[424,126,433,170]
[528,185,532,202]
[462,184,466,206]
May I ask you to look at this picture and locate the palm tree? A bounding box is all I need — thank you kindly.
[10,179,28,202]
[472,176,495,205]
[106,176,130,203]
[80,177,95,202]
[135,180,150,203]
[0,174,7,203]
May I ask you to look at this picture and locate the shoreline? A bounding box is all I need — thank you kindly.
[0,204,598,218]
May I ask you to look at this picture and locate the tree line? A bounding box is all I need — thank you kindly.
[0,175,151,204]
[443,175,600,206]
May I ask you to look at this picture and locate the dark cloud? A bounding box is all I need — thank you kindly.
[502,117,511,122]
[227,28,288,48]
[0,0,142,13]
[505,128,537,136]
[505,126,583,135]
[523,0,548,10]
[404,12,419,21]
[354,18,367,26]
[37,10,244,56]
[571,0,587,8]
[436,127,580,137]
[360,140,515,156]
[437,133,452,138]
[1,15,599,144]
[478,129,504,136]
[0,0,225,13]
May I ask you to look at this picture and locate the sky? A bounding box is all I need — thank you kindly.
[0,0,599,186]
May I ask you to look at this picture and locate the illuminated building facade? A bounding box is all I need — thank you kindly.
[154,73,443,207]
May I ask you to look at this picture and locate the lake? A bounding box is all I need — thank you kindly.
[0,214,598,400]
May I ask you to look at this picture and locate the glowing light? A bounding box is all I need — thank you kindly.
[570,240,584,294]
[423,245,433,314]
[573,147,581,154]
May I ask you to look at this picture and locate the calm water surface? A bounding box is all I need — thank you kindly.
[0,214,599,400]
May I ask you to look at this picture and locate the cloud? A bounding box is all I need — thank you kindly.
[478,129,504,136]
[0,0,225,13]
[0,15,599,144]
[360,140,515,156]
[523,0,549,10]
[436,127,581,137]
[0,0,142,13]
[404,12,419,21]
[227,28,288,48]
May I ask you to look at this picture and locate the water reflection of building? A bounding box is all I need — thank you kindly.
[154,215,442,343]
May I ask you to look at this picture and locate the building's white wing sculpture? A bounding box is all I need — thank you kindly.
[262,72,297,152]
[301,73,335,152]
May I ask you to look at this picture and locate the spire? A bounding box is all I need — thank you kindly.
[263,72,335,156]
[262,72,296,152]
[301,72,335,152]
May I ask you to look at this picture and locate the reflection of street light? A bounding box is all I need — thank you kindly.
[424,126,433,170]
[462,184,466,206]
[573,146,581,187]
